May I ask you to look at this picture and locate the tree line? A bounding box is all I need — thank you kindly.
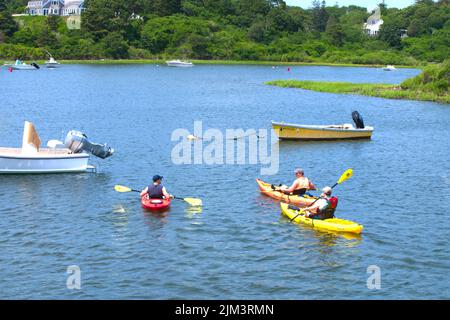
[0,0,448,64]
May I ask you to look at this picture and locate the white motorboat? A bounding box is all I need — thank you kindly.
[0,122,113,174]
[4,60,39,70]
[166,59,194,67]
[44,50,61,68]
[45,57,61,68]
[0,147,91,174]
[383,65,397,71]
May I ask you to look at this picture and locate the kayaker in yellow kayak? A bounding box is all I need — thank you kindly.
[303,186,338,220]
[140,175,172,199]
[280,168,316,196]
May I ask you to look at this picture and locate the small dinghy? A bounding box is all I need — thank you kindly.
[272,111,374,140]
[0,121,113,174]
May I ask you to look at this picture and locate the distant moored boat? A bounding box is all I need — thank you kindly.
[383,65,397,71]
[44,50,61,68]
[45,57,61,68]
[166,59,194,67]
[4,60,39,70]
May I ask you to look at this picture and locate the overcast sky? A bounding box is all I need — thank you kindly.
[284,0,417,10]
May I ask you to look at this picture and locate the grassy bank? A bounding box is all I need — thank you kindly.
[1,58,421,69]
[266,61,449,104]
[60,59,419,68]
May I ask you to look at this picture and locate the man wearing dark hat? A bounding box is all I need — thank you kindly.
[140,175,171,199]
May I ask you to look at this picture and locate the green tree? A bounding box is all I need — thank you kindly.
[102,31,129,58]
[248,20,266,42]
[379,18,403,48]
[325,15,344,46]
[82,0,143,40]
[147,0,182,16]
[46,15,61,32]
[0,8,18,39]
[187,33,209,58]
[311,0,328,32]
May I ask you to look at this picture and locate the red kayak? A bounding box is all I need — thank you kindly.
[141,196,171,211]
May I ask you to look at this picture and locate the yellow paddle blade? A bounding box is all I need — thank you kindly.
[337,168,353,184]
[183,198,203,206]
[114,185,133,193]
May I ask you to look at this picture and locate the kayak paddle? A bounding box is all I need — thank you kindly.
[114,185,203,206]
[173,196,203,206]
[271,184,307,195]
[289,168,353,222]
[114,185,140,193]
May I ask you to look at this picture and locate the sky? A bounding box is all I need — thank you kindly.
[284,0,417,10]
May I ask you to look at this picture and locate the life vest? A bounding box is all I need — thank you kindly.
[316,196,338,220]
[147,184,164,199]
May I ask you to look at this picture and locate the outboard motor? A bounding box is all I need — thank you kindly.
[64,130,114,159]
[31,62,40,69]
[352,111,365,129]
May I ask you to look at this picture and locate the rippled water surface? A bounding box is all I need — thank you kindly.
[1,64,449,299]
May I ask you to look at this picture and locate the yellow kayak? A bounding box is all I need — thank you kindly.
[256,178,317,207]
[280,202,363,234]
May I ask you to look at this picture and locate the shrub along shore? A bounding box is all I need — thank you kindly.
[266,60,450,104]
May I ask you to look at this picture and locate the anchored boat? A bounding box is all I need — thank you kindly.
[272,111,373,141]
[383,65,397,71]
[4,60,39,70]
[45,57,61,68]
[0,121,113,174]
[166,59,194,67]
[43,50,60,68]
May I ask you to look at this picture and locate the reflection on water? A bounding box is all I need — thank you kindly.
[185,206,203,216]
[143,209,170,229]
[112,204,128,214]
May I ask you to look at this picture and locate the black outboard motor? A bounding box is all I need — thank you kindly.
[31,62,40,69]
[352,111,365,129]
[64,130,114,159]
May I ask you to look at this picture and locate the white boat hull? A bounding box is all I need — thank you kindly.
[166,60,194,67]
[0,148,90,173]
[45,63,60,68]
[7,65,38,70]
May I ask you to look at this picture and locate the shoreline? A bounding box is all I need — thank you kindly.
[1,58,422,69]
[266,80,449,104]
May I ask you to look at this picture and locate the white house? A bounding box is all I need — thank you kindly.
[61,1,85,16]
[26,0,84,16]
[363,7,383,36]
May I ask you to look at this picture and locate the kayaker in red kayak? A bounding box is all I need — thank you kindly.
[140,175,172,199]
[303,186,338,220]
[281,168,316,196]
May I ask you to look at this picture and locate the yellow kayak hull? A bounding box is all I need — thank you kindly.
[280,202,363,234]
[272,121,373,140]
[256,178,317,207]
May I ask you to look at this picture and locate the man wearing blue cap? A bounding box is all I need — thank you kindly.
[140,175,172,199]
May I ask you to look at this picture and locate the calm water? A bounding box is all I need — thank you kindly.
[1,64,449,299]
